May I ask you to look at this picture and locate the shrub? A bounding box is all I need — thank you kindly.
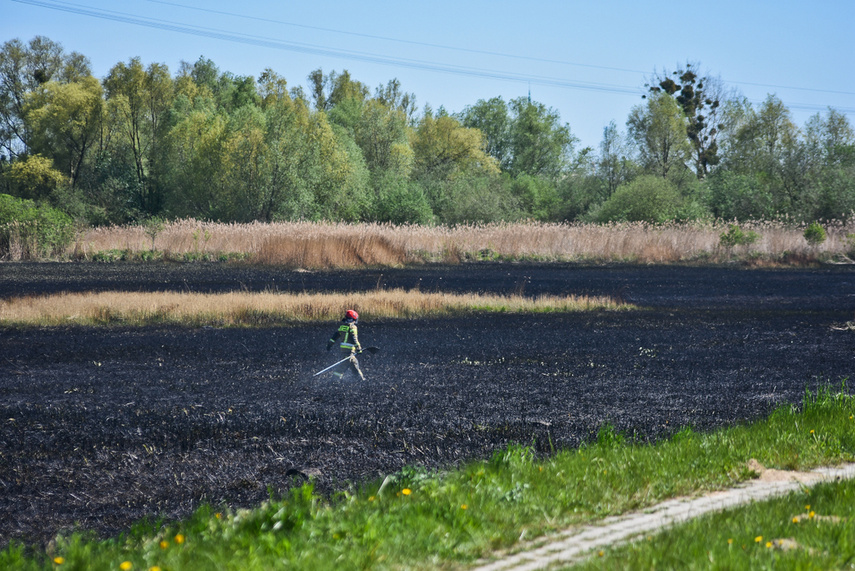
[719,224,760,249]
[803,222,827,246]
[0,194,74,260]
[371,174,434,225]
[1,154,67,200]
[591,175,684,224]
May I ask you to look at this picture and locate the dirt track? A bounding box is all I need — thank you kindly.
[1,262,853,547]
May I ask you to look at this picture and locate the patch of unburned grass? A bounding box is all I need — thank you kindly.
[3,385,853,570]
[578,476,855,570]
[0,289,632,327]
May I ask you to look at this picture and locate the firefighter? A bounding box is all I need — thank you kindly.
[326,309,365,380]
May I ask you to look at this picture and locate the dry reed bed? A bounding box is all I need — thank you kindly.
[72,220,855,267]
[0,289,631,327]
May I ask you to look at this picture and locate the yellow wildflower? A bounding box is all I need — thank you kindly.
[401,488,412,496]
[461,504,468,510]
[120,562,133,571]
[53,557,65,565]
[755,536,763,543]
[175,534,185,544]
[159,540,168,549]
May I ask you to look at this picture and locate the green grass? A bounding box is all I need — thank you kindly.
[3,384,854,570]
[574,477,855,570]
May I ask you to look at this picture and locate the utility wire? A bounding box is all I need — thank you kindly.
[10,0,641,96]
[141,0,855,99]
[9,0,855,113]
[142,0,650,78]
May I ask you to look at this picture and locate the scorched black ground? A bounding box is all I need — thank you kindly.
[0,262,853,547]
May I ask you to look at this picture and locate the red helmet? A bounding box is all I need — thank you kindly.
[345,309,359,322]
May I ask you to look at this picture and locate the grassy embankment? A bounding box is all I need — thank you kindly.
[0,289,632,327]
[2,386,853,570]
[66,219,855,267]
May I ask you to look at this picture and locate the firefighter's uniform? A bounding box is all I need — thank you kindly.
[327,318,365,380]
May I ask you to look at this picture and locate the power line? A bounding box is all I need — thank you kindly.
[143,0,855,99]
[11,0,643,96]
[142,0,650,78]
[9,0,855,114]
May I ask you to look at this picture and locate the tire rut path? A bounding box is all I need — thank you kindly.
[473,463,855,570]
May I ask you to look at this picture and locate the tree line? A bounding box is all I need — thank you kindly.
[1,36,854,228]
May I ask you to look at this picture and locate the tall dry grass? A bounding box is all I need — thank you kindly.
[0,289,631,327]
[71,219,855,267]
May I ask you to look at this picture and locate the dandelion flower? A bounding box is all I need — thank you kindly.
[755,536,763,543]
[120,562,133,570]
[53,557,65,565]
[727,538,733,545]
[809,511,816,519]
[149,567,162,571]
[215,513,222,519]
[175,534,185,544]
[461,504,468,510]
[766,542,772,548]
[402,488,412,496]
[598,551,604,557]
[368,496,375,502]
[810,429,815,434]
[805,505,811,510]
[792,516,800,523]
[159,540,168,549]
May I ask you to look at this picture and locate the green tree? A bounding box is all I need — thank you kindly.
[411,112,499,181]
[25,74,103,187]
[0,36,90,161]
[596,120,636,199]
[803,108,855,219]
[705,170,776,220]
[333,98,413,179]
[162,99,232,219]
[104,57,173,213]
[374,78,418,124]
[507,97,576,179]
[646,63,728,177]
[725,95,806,216]
[458,96,512,168]
[308,68,368,112]
[627,92,691,180]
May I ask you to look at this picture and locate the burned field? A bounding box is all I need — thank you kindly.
[1,262,853,547]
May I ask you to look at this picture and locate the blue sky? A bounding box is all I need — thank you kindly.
[4,0,854,149]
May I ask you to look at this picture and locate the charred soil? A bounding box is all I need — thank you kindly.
[1,262,853,547]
